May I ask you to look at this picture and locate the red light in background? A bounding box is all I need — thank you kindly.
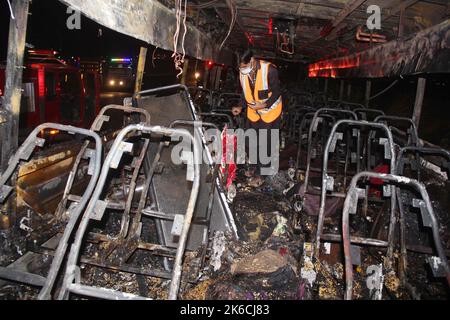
[268,18,273,35]
[308,54,361,78]
[206,60,214,69]
[38,68,45,97]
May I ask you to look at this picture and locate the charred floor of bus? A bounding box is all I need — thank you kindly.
[1,0,450,301]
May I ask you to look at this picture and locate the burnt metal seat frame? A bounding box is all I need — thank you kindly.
[131,120,230,275]
[304,108,358,193]
[188,86,214,108]
[41,106,150,299]
[53,105,151,231]
[374,115,420,148]
[131,84,237,239]
[169,120,224,270]
[342,172,450,300]
[31,107,154,291]
[0,123,102,300]
[296,112,336,171]
[287,106,315,141]
[395,147,450,288]
[289,92,313,107]
[326,99,342,108]
[198,112,234,129]
[354,108,385,121]
[213,92,242,112]
[58,124,200,301]
[82,121,193,281]
[91,106,151,244]
[79,121,206,283]
[337,101,365,111]
[315,120,396,261]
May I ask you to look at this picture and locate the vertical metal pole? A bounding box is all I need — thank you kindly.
[412,77,426,129]
[181,58,189,85]
[134,47,148,94]
[203,65,210,89]
[210,66,217,90]
[324,78,329,97]
[365,80,372,108]
[1,0,30,171]
[347,83,352,99]
[214,66,222,90]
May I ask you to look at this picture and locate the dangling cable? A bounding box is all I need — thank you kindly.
[6,0,16,20]
[172,0,188,78]
[219,0,237,51]
[180,0,188,69]
[172,0,182,77]
[152,46,158,68]
[369,80,399,100]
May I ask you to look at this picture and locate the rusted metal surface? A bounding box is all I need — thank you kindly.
[309,19,450,78]
[59,0,232,64]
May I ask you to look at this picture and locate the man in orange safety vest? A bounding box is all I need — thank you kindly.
[232,49,283,187]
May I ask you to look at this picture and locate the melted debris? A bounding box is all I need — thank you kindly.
[180,164,450,301]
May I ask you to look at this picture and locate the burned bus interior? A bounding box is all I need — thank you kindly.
[0,0,449,302]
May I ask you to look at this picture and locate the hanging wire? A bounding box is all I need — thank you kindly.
[181,0,188,60]
[219,0,237,51]
[152,46,158,68]
[172,0,188,78]
[369,80,399,100]
[6,0,16,20]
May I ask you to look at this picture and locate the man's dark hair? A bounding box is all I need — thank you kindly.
[240,49,254,64]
